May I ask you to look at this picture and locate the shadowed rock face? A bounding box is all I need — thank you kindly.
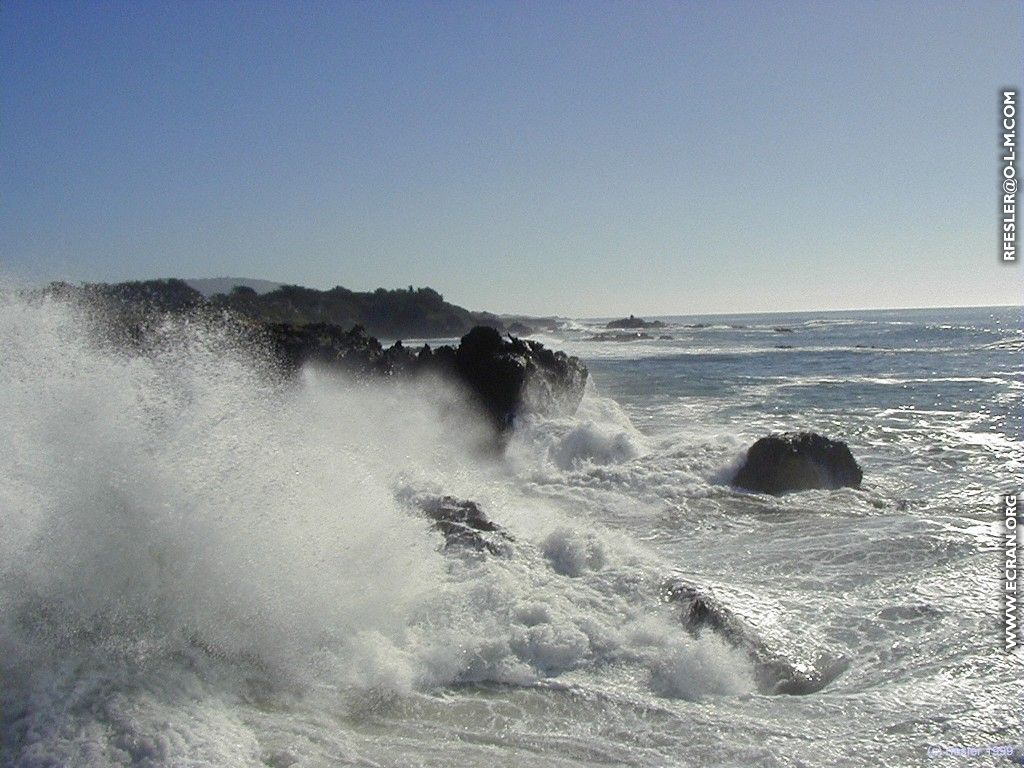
[265,323,394,376]
[732,431,863,494]
[39,282,586,432]
[265,323,588,431]
[448,326,588,429]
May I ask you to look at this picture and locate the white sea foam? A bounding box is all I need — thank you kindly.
[509,387,647,473]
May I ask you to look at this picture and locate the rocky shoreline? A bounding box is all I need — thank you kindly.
[38,279,590,434]
[34,279,870,701]
[264,322,588,431]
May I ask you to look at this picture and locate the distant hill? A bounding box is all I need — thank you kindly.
[185,277,282,297]
[212,283,504,339]
[50,278,505,339]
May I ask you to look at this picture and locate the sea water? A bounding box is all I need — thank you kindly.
[1,293,1021,767]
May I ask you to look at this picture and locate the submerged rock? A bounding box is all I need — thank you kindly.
[415,495,513,555]
[732,431,863,494]
[663,579,847,695]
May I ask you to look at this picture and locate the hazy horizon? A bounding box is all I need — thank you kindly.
[2,1,1022,316]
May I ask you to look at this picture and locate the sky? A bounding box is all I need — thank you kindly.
[1,1,1022,317]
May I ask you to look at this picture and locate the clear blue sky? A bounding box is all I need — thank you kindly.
[2,1,1021,316]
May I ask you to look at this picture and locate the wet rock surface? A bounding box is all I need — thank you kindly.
[415,495,514,556]
[663,579,848,695]
[732,431,863,494]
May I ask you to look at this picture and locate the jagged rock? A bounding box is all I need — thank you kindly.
[663,579,847,695]
[438,326,588,429]
[605,315,665,329]
[265,323,399,375]
[265,323,587,431]
[733,432,863,494]
[40,280,588,435]
[416,495,513,555]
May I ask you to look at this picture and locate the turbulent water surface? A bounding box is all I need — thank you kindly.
[1,294,1021,767]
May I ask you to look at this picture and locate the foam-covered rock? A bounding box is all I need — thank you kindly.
[663,579,848,695]
[415,495,513,556]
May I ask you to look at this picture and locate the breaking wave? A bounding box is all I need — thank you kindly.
[0,289,754,766]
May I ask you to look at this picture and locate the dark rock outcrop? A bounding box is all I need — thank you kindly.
[265,323,396,376]
[442,326,587,428]
[416,495,513,555]
[38,281,587,434]
[732,432,863,494]
[265,323,587,431]
[605,315,665,329]
[663,579,847,695]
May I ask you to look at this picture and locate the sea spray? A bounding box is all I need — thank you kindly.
[0,288,756,765]
[0,290,464,681]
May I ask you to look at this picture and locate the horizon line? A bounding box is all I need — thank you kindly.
[8,274,1021,321]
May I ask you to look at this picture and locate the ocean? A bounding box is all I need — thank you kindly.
[1,295,1021,767]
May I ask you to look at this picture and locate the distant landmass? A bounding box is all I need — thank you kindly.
[48,277,512,339]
